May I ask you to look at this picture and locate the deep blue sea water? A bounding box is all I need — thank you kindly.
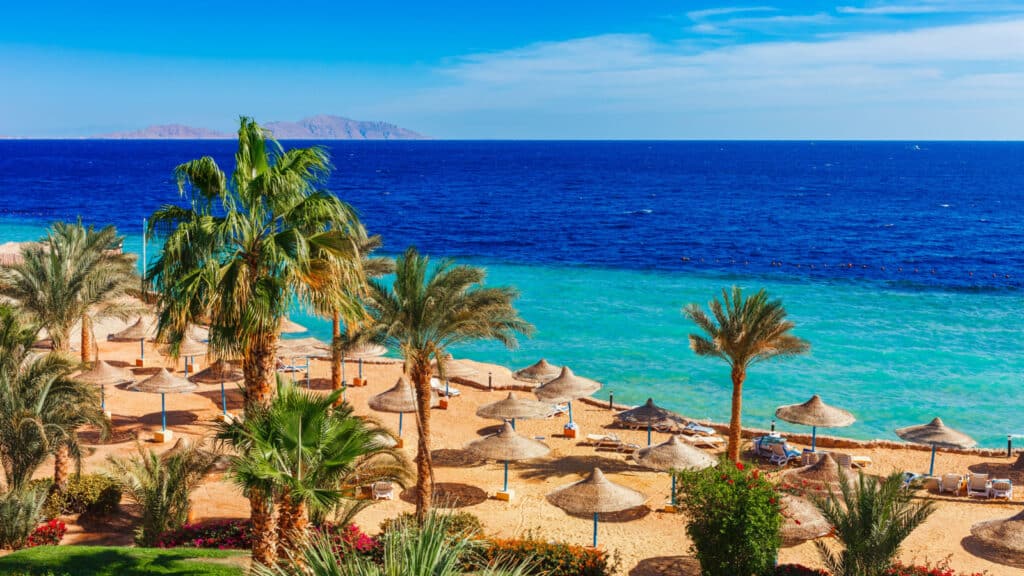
[1,140,1022,446]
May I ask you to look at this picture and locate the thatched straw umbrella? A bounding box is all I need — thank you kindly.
[73,360,134,413]
[895,417,977,476]
[108,318,152,363]
[547,468,646,547]
[534,366,602,431]
[130,368,197,441]
[346,342,387,381]
[465,422,550,497]
[190,360,243,417]
[969,510,1024,568]
[780,453,859,495]
[158,334,208,376]
[368,376,438,439]
[616,398,683,446]
[279,316,307,334]
[775,394,855,451]
[633,435,716,506]
[277,337,331,387]
[513,358,561,383]
[476,392,554,429]
[780,494,831,547]
[431,355,478,397]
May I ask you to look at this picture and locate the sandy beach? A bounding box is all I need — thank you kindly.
[55,316,1023,575]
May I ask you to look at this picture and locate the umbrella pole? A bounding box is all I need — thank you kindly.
[342,355,346,385]
[100,382,106,411]
[161,393,167,432]
[398,412,403,437]
[929,444,936,476]
[139,339,144,361]
[359,358,364,379]
[305,357,310,388]
[811,426,817,451]
[592,512,599,547]
[568,401,574,425]
[220,381,227,416]
[511,418,516,430]
[445,379,450,397]
[647,423,652,446]
[671,473,677,506]
[503,460,509,492]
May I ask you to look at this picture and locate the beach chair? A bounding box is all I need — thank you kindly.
[372,481,394,500]
[902,472,922,490]
[585,433,622,449]
[988,479,1012,500]
[937,473,963,495]
[682,422,717,436]
[850,455,873,469]
[966,473,990,498]
[431,381,461,397]
[275,359,304,373]
[769,442,801,466]
[676,434,724,448]
[547,404,569,418]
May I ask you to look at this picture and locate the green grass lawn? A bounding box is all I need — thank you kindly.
[0,546,249,576]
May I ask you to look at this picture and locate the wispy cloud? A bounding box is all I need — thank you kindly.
[837,5,939,15]
[686,6,776,20]
[837,1,1024,16]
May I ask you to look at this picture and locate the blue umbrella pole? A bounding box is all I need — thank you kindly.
[161,393,167,431]
[671,473,677,506]
[568,402,574,425]
[929,444,937,476]
[100,383,106,411]
[445,379,450,397]
[305,358,310,388]
[139,339,145,360]
[503,460,509,492]
[811,426,818,451]
[511,418,516,430]
[398,412,404,436]
[220,381,227,416]
[341,356,347,385]
[592,512,599,547]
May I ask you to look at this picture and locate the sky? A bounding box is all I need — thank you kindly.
[1,0,1022,139]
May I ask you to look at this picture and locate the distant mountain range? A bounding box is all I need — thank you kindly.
[95,115,426,140]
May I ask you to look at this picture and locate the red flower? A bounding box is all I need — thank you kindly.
[735,461,745,471]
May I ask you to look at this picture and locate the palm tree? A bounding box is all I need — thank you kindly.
[0,305,108,492]
[146,116,364,410]
[683,287,809,462]
[814,471,935,576]
[0,220,140,363]
[253,510,533,576]
[218,378,409,560]
[366,247,532,520]
[107,441,220,546]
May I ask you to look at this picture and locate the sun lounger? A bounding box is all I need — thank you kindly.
[676,433,724,448]
[988,479,1012,500]
[850,455,873,468]
[547,404,569,418]
[937,473,963,495]
[769,442,801,466]
[584,433,640,453]
[966,473,990,498]
[372,481,394,500]
[681,422,717,436]
[431,382,461,397]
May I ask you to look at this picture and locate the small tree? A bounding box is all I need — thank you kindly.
[814,471,935,576]
[675,459,781,576]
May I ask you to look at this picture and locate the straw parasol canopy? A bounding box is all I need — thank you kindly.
[368,376,438,413]
[189,360,243,384]
[73,360,133,386]
[615,398,683,428]
[109,318,152,341]
[432,356,479,378]
[969,510,1024,567]
[780,494,832,547]
[534,366,602,403]
[465,422,551,461]
[476,392,554,422]
[775,395,855,428]
[895,417,977,449]
[159,334,208,358]
[513,358,562,383]
[547,467,646,515]
[279,316,307,334]
[633,435,716,472]
[780,453,859,494]
[346,343,387,359]
[130,368,197,395]
[277,337,331,359]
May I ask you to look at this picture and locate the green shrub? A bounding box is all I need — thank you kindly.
[675,459,782,576]
[481,535,618,576]
[37,475,121,519]
[380,511,483,538]
[0,487,48,550]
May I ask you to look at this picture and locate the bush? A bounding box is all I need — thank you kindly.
[158,519,377,557]
[0,487,48,550]
[26,519,66,547]
[380,511,483,538]
[674,459,781,576]
[775,565,830,576]
[481,537,618,576]
[38,475,121,519]
[885,560,988,576]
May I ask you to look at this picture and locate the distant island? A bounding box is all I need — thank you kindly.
[95,115,426,140]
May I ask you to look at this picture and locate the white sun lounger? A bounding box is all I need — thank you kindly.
[675,433,724,448]
[372,481,394,500]
[988,479,1012,500]
[966,473,990,498]
[937,473,963,495]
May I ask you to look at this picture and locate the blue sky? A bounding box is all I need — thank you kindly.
[1,1,1022,138]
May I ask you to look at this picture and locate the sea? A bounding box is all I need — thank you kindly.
[1,140,1022,447]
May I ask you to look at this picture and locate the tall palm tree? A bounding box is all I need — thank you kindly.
[683,287,809,462]
[0,220,140,363]
[0,305,108,492]
[814,471,935,576]
[366,247,532,520]
[218,378,409,559]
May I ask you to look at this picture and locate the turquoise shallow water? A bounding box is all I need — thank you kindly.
[2,222,1021,448]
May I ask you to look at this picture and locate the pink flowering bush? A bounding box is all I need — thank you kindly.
[157,519,378,557]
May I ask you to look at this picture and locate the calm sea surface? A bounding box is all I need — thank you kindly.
[1,140,1022,446]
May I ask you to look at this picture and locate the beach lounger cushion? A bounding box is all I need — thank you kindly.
[938,473,963,495]
[988,479,1012,499]
[966,473,990,497]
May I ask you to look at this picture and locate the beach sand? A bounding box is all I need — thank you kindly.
[54,319,1023,575]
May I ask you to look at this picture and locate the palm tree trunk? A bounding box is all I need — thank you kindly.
[80,314,92,365]
[330,312,342,402]
[276,489,307,555]
[250,491,278,567]
[53,443,70,493]
[728,365,746,462]
[411,361,434,522]
[242,333,279,411]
